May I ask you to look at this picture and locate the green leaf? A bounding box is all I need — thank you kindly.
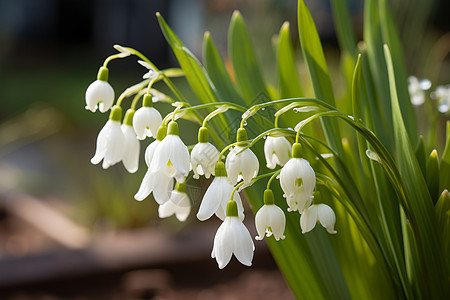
[426,150,440,204]
[276,22,303,98]
[363,0,394,145]
[297,0,342,154]
[435,190,450,272]
[330,0,357,56]
[156,13,219,104]
[202,32,243,103]
[415,136,427,177]
[228,11,269,104]
[378,0,417,144]
[384,44,447,299]
[439,121,450,192]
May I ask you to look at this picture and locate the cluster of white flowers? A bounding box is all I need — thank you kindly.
[408,76,450,113]
[85,65,337,269]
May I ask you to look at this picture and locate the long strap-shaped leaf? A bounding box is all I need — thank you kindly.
[330,0,357,57]
[384,44,448,299]
[157,13,219,105]
[228,11,269,105]
[277,22,303,98]
[203,32,244,104]
[297,0,342,155]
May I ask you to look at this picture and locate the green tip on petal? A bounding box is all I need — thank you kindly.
[123,109,135,126]
[97,66,109,81]
[264,189,275,205]
[109,105,122,121]
[175,181,186,193]
[226,200,239,217]
[292,143,302,158]
[156,125,167,141]
[198,127,209,143]
[215,161,227,177]
[168,121,179,135]
[236,128,248,143]
[143,93,153,107]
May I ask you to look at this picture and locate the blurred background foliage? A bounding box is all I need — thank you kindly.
[0,0,449,238]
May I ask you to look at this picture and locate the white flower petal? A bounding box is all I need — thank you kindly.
[232,217,254,266]
[134,169,155,201]
[85,80,114,113]
[91,121,111,165]
[300,205,318,234]
[121,124,140,173]
[190,142,220,179]
[317,204,337,234]
[226,146,259,185]
[197,177,224,221]
[144,140,160,167]
[212,218,234,269]
[153,174,174,204]
[133,106,162,140]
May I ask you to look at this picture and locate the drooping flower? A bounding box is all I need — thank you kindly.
[279,143,315,212]
[120,109,140,173]
[191,127,220,179]
[264,135,291,169]
[91,106,126,169]
[431,84,450,113]
[211,200,254,269]
[149,121,190,182]
[135,125,174,204]
[300,203,337,234]
[408,76,431,106]
[197,161,244,221]
[133,93,162,140]
[158,181,191,222]
[254,189,286,241]
[225,128,259,185]
[85,67,115,113]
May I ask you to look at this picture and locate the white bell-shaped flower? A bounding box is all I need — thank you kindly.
[300,203,337,234]
[279,143,315,212]
[91,106,126,169]
[133,94,162,140]
[225,128,259,185]
[197,162,244,221]
[431,85,450,113]
[264,135,291,169]
[120,109,140,173]
[408,76,431,106]
[85,67,114,113]
[255,189,286,241]
[191,127,220,179]
[211,200,254,269]
[149,121,190,182]
[158,182,191,222]
[135,126,173,204]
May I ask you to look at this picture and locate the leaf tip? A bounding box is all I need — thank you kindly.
[282,21,290,30]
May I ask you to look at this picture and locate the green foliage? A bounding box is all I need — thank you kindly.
[142,1,449,298]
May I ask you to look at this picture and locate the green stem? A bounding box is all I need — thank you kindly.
[119,46,186,102]
[218,141,242,162]
[103,53,127,68]
[130,89,148,110]
[230,171,278,200]
[116,79,151,106]
[266,170,282,189]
